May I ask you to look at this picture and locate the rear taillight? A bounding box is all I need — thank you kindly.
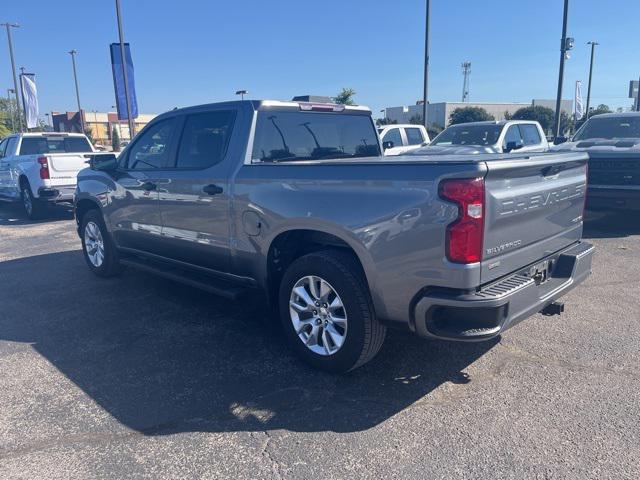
[439,177,485,264]
[38,156,50,180]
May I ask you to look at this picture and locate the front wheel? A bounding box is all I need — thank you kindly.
[279,250,386,372]
[80,209,123,277]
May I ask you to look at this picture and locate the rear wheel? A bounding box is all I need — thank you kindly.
[20,181,44,220]
[279,250,386,372]
[80,209,123,277]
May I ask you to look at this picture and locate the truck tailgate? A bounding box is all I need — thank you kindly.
[46,154,89,186]
[481,152,588,284]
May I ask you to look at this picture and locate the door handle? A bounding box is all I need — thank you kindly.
[141,181,157,191]
[202,184,223,195]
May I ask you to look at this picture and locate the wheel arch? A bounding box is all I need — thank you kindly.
[264,226,380,314]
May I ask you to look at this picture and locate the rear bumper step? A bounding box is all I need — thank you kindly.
[413,241,594,341]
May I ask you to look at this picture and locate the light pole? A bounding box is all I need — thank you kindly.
[6,88,15,132]
[553,0,571,140]
[585,41,598,121]
[235,89,248,101]
[2,22,22,132]
[114,0,135,138]
[68,50,85,133]
[422,0,431,128]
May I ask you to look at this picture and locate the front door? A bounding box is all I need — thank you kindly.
[106,116,179,254]
[0,137,19,198]
[155,109,238,273]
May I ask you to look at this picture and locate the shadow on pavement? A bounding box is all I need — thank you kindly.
[583,210,640,239]
[0,250,496,434]
[0,202,74,226]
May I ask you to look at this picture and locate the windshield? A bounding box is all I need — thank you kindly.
[573,116,640,140]
[252,111,380,162]
[19,136,92,155]
[431,124,502,146]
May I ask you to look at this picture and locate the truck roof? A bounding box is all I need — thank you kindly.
[156,99,372,120]
[12,132,88,138]
[448,120,540,127]
[585,112,640,119]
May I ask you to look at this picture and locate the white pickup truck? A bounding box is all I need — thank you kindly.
[0,133,94,219]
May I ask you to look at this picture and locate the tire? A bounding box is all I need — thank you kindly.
[20,181,44,220]
[279,250,386,372]
[80,209,123,277]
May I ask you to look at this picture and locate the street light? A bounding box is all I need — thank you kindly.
[422,0,431,128]
[235,90,248,101]
[1,22,22,132]
[553,0,571,140]
[585,41,598,121]
[6,88,15,132]
[68,49,85,133]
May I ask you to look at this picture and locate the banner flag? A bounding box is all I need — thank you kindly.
[574,80,584,120]
[20,73,39,129]
[110,43,139,120]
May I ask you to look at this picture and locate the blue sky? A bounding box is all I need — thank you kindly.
[2,0,639,120]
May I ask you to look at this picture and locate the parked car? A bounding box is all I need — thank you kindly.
[75,99,593,372]
[409,120,548,155]
[0,132,94,219]
[551,112,640,212]
[378,124,429,155]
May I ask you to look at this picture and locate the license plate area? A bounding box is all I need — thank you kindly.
[528,259,552,285]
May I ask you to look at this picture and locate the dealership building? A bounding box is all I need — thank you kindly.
[382,99,573,129]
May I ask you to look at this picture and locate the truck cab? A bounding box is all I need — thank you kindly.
[378,124,430,155]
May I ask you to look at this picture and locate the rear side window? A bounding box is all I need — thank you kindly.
[126,118,177,170]
[19,136,92,155]
[519,124,542,145]
[382,128,403,147]
[252,111,380,162]
[405,127,424,145]
[175,111,235,168]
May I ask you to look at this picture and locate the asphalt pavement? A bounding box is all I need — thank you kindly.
[0,202,638,479]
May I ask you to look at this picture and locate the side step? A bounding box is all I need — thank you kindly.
[119,257,251,301]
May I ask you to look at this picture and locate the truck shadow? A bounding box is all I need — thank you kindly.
[583,211,640,239]
[0,250,496,434]
[0,202,74,226]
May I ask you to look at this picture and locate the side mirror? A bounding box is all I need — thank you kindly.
[553,136,568,145]
[85,153,118,171]
[382,141,394,150]
[504,141,523,153]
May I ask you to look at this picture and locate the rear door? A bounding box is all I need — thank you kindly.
[0,136,19,197]
[155,108,239,272]
[481,152,588,284]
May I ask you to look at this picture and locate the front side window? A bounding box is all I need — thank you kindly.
[574,116,640,140]
[18,136,92,155]
[520,124,542,145]
[503,125,524,148]
[382,128,403,148]
[431,124,502,146]
[405,127,424,145]
[252,111,380,162]
[126,118,177,170]
[175,111,235,168]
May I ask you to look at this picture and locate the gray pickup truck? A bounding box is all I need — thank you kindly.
[552,112,640,212]
[75,99,594,372]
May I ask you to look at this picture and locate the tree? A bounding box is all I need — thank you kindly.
[427,123,444,139]
[334,88,356,105]
[510,105,555,132]
[112,126,121,151]
[588,104,612,117]
[84,127,95,144]
[376,117,397,126]
[449,107,494,125]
